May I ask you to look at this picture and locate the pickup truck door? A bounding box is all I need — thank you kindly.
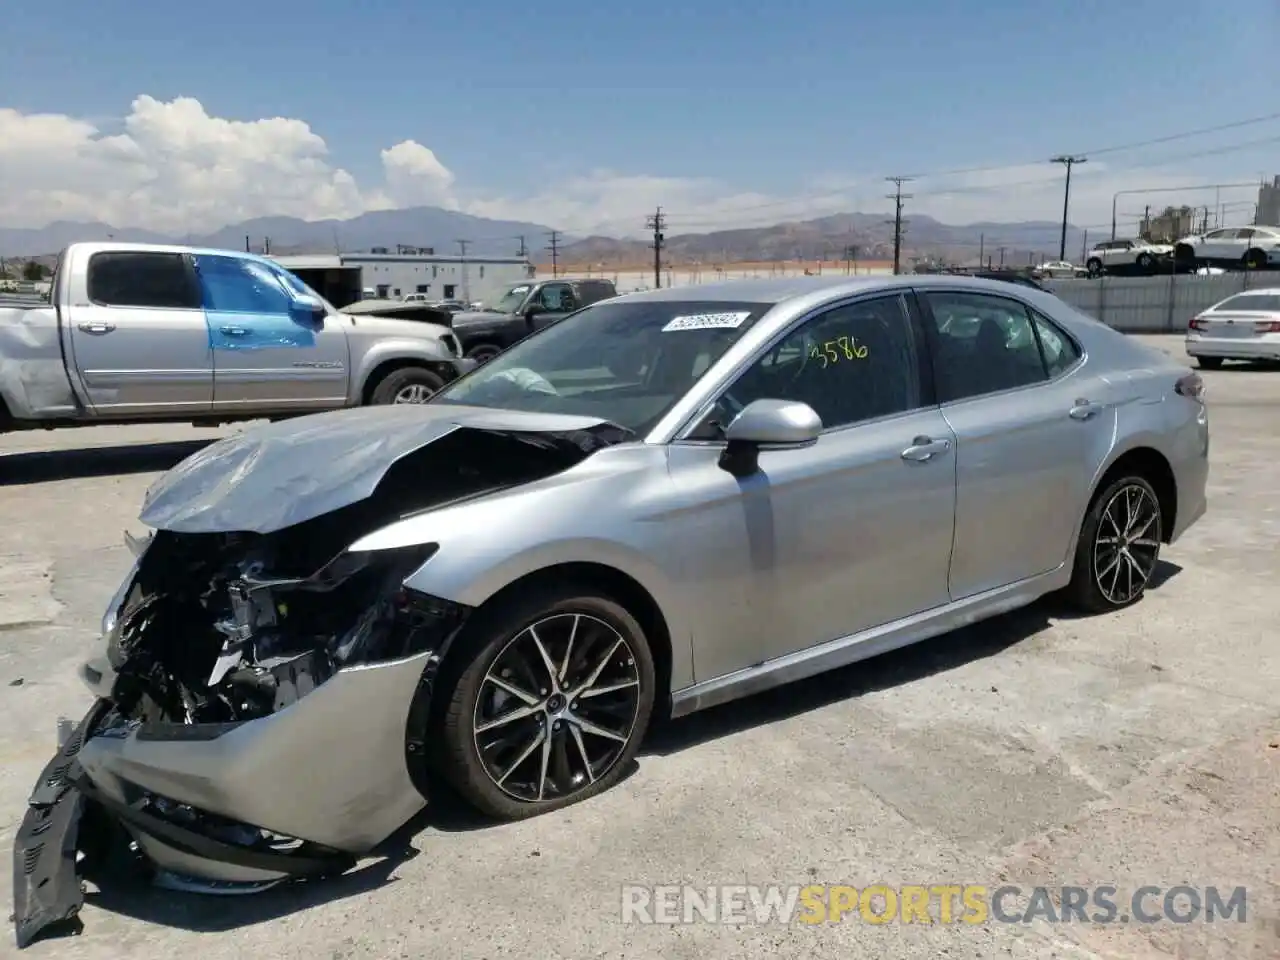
[193,254,351,411]
[527,282,579,331]
[66,249,212,415]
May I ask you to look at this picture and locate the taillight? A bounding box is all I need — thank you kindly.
[1175,372,1205,400]
[1257,321,1280,334]
[1188,315,1207,331]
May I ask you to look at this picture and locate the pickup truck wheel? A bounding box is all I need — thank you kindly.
[1086,258,1103,277]
[465,343,502,364]
[370,366,445,405]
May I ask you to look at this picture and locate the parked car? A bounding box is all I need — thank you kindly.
[13,274,1210,946]
[0,243,471,432]
[1032,260,1080,280]
[1084,239,1174,277]
[1174,225,1280,272]
[1186,287,1280,368]
[451,278,618,363]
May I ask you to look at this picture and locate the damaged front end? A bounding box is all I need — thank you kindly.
[14,414,629,948]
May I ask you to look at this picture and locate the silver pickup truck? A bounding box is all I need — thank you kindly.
[0,242,473,431]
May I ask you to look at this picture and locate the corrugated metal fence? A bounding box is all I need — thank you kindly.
[1042,272,1276,333]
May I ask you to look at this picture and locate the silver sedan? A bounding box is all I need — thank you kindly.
[15,274,1209,945]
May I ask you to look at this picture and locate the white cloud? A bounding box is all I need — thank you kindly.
[0,95,1266,242]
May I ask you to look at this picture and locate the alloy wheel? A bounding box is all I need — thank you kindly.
[1092,483,1161,605]
[393,383,435,404]
[472,613,642,803]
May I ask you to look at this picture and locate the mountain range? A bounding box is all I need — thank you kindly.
[0,205,1091,268]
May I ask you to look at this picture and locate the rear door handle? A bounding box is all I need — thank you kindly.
[77,321,115,334]
[219,326,250,336]
[901,436,952,462]
[1069,399,1103,420]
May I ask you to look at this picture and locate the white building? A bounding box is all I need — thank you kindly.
[272,251,534,308]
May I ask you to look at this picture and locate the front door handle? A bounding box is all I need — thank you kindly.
[219,326,250,337]
[77,321,116,334]
[1069,399,1103,420]
[901,436,952,462]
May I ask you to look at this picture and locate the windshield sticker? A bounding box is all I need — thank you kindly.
[662,311,752,332]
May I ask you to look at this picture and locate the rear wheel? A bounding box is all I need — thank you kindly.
[1195,356,1224,370]
[1066,475,1163,613]
[436,586,656,820]
[1086,258,1103,278]
[465,342,503,365]
[1136,253,1154,272]
[1243,248,1267,270]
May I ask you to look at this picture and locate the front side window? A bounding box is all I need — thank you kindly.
[432,299,774,435]
[87,252,199,309]
[689,294,923,437]
[491,284,531,313]
[923,291,1049,401]
[538,283,575,310]
[194,255,294,314]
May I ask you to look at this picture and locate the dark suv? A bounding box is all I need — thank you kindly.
[449,278,618,363]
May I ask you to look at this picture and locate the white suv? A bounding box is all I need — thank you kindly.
[1174,226,1280,271]
[1084,239,1174,277]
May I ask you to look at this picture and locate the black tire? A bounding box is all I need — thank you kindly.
[1086,258,1103,278]
[465,342,503,364]
[1066,474,1163,614]
[1243,248,1267,270]
[1174,244,1197,272]
[436,584,656,821]
[368,366,445,405]
[1136,253,1154,272]
[1196,356,1224,370]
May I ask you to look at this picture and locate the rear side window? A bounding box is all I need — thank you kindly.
[1030,312,1082,377]
[87,252,200,309]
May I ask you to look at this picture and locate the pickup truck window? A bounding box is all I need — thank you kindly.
[195,255,295,313]
[87,252,201,309]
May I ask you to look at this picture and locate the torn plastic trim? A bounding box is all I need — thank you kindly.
[11,699,112,950]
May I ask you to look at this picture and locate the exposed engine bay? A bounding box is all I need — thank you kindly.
[13,420,633,949]
[109,425,622,726]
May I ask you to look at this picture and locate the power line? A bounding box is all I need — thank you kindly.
[545,230,561,277]
[885,177,912,275]
[645,207,666,288]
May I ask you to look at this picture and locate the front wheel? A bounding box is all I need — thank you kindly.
[1136,253,1154,272]
[436,586,656,820]
[369,366,445,404]
[1086,258,1103,278]
[1243,248,1268,270]
[1066,475,1163,613]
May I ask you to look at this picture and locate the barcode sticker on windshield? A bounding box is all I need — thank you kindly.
[661,311,752,332]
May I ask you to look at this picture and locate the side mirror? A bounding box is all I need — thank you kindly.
[291,292,326,316]
[718,399,822,477]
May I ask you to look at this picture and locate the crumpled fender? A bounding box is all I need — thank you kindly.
[138,403,626,535]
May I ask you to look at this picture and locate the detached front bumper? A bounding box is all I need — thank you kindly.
[13,648,438,948]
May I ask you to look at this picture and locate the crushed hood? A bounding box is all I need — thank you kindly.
[139,403,630,535]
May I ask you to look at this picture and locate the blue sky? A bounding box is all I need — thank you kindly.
[2,0,1276,234]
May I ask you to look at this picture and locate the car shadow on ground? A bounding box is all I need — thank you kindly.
[0,440,213,485]
[78,560,1182,936]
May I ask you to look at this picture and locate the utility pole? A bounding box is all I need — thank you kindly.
[843,244,859,275]
[1081,230,1088,263]
[978,233,985,268]
[245,235,251,253]
[516,235,528,258]
[546,230,561,278]
[885,177,913,275]
[455,239,471,302]
[998,247,1006,269]
[645,207,666,288]
[1051,155,1087,261]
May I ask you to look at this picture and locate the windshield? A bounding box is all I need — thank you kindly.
[431,299,775,434]
[1214,293,1280,312]
[490,284,532,313]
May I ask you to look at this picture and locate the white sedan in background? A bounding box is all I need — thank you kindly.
[1032,260,1081,279]
[1186,288,1280,368]
[1175,226,1280,271]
